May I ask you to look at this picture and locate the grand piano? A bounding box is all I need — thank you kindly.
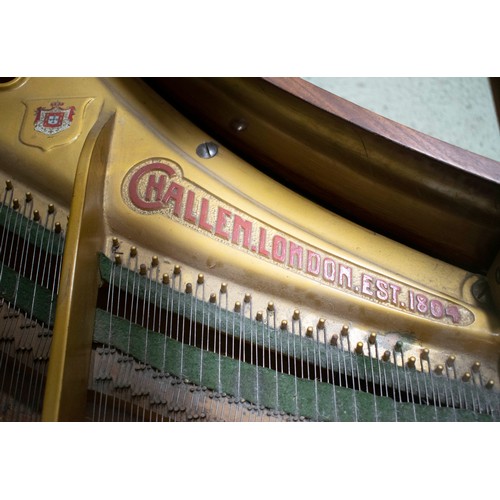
[0,77,498,422]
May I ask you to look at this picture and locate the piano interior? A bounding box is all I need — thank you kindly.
[0,77,499,422]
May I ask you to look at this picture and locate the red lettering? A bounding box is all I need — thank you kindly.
[389,283,401,305]
[361,274,374,296]
[288,241,303,269]
[128,162,176,211]
[198,198,213,232]
[339,265,352,289]
[232,215,252,249]
[161,181,184,217]
[145,174,166,202]
[184,190,197,224]
[323,258,336,282]
[445,305,460,324]
[258,227,270,257]
[307,251,321,276]
[430,299,444,318]
[272,235,287,263]
[215,206,232,240]
[375,279,389,301]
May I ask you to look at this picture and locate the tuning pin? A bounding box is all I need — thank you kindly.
[114,254,122,265]
[267,302,275,312]
[255,311,263,322]
[150,256,159,267]
[139,264,147,276]
[317,318,326,330]
[173,265,181,275]
[130,246,138,258]
[12,198,19,210]
[292,309,300,321]
[48,203,55,214]
[234,301,241,312]
[472,361,481,373]
[162,273,170,285]
[244,293,251,303]
[220,283,228,294]
[446,355,456,367]
[185,283,193,294]
[434,364,444,375]
[54,222,62,234]
[5,180,13,190]
[306,326,314,338]
[209,293,216,304]
[197,273,204,284]
[340,325,349,337]
[355,342,364,355]
[33,210,40,222]
[330,334,338,346]
[420,348,430,361]
[112,237,120,249]
[368,332,377,345]
[462,372,471,382]
[280,320,288,331]
[485,380,494,390]
[394,341,403,352]
[382,350,391,362]
[25,192,32,203]
[407,356,416,369]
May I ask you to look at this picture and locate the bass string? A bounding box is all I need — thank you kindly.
[367,339,379,422]
[0,193,62,419]
[152,271,166,422]
[291,316,301,418]
[397,349,417,422]
[94,253,498,421]
[93,248,118,422]
[31,218,65,418]
[323,326,339,422]
[312,332,320,420]
[105,251,120,421]
[110,257,125,422]
[444,363,458,421]
[172,269,184,421]
[268,307,280,414]
[424,354,440,420]
[193,279,209,419]
[0,188,20,376]
[342,332,359,422]
[2,197,30,418]
[113,253,133,422]
[12,199,46,422]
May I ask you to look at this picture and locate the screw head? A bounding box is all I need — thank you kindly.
[196,141,218,159]
[230,118,248,132]
[471,278,490,304]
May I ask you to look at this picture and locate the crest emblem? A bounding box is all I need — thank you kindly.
[20,97,93,151]
[34,101,75,135]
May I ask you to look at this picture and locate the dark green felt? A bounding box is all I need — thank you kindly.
[0,265,57,326]
[98,254,495,420]
[93,307,491,422]
[0,202,64,256]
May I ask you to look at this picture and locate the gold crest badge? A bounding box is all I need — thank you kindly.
[20,97,93,151]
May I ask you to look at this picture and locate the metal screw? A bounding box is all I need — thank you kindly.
[196,141,218,159]
[471,278,490,304]
[230,118,248,132]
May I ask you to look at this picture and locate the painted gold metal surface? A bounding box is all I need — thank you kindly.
[41,112,114,421]
[122,157,474,327]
